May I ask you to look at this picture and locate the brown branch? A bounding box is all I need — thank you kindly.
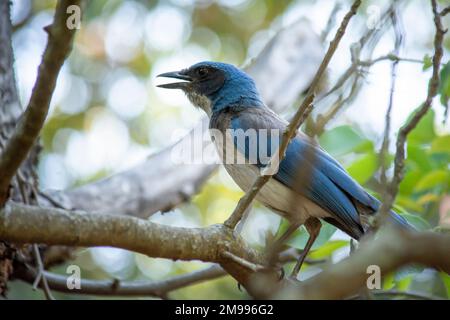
[0,0,82,205]
[16,264,225,297]
[440,5,450,16]
[270,227,450,300]
[1,202,328,297]
[0,202,269,289]
[16,247,326,297]
[377,0,446,220]
[377,9,403,224]
[224,0,362,229]
[2,202,448,300]
[0,1,21,125]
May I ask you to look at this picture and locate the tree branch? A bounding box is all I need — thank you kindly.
[16,264,224,297]
[0,202,268,288]
[0,0,81,205]
[1,203,449,300]
[377,0,446,221]
[271,227,450,300]
[0,1,21,125]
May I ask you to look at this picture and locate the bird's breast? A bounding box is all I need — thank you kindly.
[213,129,330,224]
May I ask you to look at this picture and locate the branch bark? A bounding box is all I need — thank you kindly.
[0,0,81,205]
[272,226,450,300]
[377,0,446,221]
[2,203,449,300]
[0,202,267,287]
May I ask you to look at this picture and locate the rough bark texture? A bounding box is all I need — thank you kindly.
[0,0,35,295]
[0,0,80,295]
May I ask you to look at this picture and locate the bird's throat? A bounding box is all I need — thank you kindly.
[186,91,212,116]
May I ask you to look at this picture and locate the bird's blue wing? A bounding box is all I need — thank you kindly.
[230,107,409,237]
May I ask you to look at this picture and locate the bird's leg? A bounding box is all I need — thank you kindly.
[266,222,301,266]
[290,217,322,279]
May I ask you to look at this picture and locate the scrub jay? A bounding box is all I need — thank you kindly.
[158,61,409,277]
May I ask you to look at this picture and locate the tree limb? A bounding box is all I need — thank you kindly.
[16,264,224,297]
[377,0,446,221]
[3,203,448,300]
[0,0,81,205]
[0,202,268,288]
[271,227,450,300]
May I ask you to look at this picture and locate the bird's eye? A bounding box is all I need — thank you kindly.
[197,68,208,77]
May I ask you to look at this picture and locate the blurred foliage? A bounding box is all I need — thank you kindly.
[6,0,450,300]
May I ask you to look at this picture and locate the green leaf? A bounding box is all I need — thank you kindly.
[422,54,433,70]
[399,170,423,195]
[431,135,450,154]
[396,195,423,212]
[407,109,436,144]
[399,212,431,231]
[440,272,450,299]
[319,125,366,157]
[308,240,348,259]
[287,222,337,250]
[407,144,433,172]
[414,170,449,192]
[346,152,377,184]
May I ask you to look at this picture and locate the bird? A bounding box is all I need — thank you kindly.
[157,61,410,278]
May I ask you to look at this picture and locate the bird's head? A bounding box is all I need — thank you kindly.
[157,61,264,115]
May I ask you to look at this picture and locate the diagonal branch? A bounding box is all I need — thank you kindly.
[224,0,362,229]
[272,226,450,300]
[0,0,82,205]
[377,0,446,221]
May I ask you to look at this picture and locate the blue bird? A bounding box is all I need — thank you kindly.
[158,61,410,277]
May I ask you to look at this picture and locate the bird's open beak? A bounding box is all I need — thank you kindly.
[156,71,192,89]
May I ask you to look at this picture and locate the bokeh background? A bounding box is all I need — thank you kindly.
[6,0,450,299]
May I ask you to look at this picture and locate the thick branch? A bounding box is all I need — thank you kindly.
[0,0,81,205]
[0,1,21,124]
[272,227,450,299]
[0,202,266,287]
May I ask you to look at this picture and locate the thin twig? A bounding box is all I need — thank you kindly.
[377,8,403,225]
[377,0,446,221]
[16,248,325,297]
[31,244,55,300]
[440,5,450,16]
[272,226,450,299]
[224,0,362,229]
[222,251,266,272]
[14,173,55,300]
